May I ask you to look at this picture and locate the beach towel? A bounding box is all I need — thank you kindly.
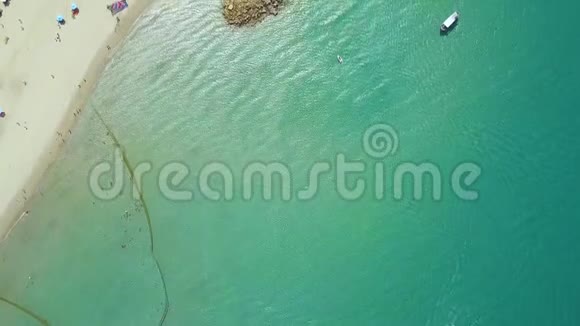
[108,0,128,15]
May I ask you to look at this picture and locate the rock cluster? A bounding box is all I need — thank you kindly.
[223,0,283,26]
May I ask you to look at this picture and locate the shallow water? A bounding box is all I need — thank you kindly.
[1,0,580,324]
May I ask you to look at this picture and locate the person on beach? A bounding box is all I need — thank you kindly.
[0,106,6,118]
[71,4,80,18]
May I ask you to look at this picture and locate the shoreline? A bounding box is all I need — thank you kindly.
[0,0,155,241]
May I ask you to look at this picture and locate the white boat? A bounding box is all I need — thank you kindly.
[440,12,459,33]
[337,55,343,64]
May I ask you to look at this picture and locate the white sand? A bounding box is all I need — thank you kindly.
[0,0,151,239]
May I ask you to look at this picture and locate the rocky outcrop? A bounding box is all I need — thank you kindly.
[223,0,283,26]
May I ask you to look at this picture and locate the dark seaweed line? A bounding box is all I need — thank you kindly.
[0,106,170,326]
[92,105,169,325]
[0,297,50,325]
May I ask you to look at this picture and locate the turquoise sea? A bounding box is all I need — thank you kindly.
[1,0,580,324]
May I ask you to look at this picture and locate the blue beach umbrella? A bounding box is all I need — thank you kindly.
[71,3,78,10]
[57,15,65,23]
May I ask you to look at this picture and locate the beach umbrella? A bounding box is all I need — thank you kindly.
[57,15,65,23]
[71,3,78,10]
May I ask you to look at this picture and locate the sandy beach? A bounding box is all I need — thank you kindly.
[0,0,151,239]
